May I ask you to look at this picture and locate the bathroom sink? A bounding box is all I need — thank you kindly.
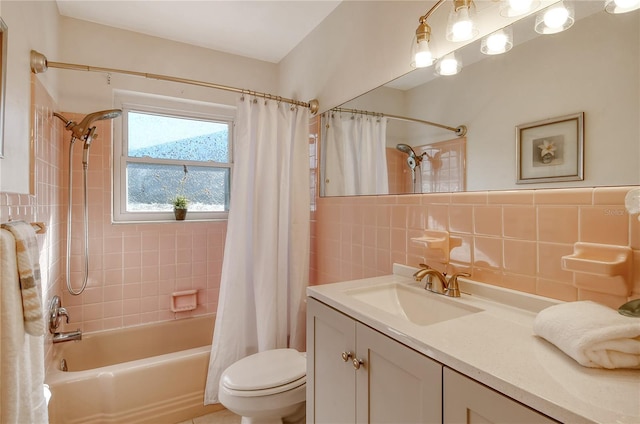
[345,283,482,326]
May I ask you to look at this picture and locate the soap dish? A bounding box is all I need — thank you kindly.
[171,290,198,312]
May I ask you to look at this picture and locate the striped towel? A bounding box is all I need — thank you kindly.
[1,221,45,336]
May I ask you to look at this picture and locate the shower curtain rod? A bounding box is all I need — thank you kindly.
[30,50,320,115]
[329,106,467,137]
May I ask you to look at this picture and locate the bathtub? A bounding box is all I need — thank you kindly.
[46,315,224,424]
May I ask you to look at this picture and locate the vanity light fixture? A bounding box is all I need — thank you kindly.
[411,0,447,68]
[435,52,462,75]
[604,0,640,14]
[480,27,513,55]
[534,1,575,34]
[446,0,479,42]
[499,0,540,17]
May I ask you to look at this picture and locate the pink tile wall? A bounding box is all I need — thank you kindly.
[1,77,225,339]
[0,76,65,369]
[59,112,225,333]
[310,187,640,309]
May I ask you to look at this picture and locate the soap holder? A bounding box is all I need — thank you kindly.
[171,290,198,312]
[561,243,631,276]
[411,229,450,263]
[561,243,632,296]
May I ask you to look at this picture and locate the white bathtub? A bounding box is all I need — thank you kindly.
[46,315,223,424]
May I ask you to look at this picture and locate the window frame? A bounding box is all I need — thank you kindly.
[113,92,235,223]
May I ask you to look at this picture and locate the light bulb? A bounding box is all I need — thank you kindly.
[452,8,474,41]
[500,0,539,17]
[605,0,640,13]
[481,27,513,55]
[414,40,434,68]
[543,6,569,29]
[509,0,533,13]
[535,2,574,34]
[436,54,461,76]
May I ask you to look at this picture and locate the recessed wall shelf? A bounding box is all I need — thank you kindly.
[561,243,632,296]
[411,229,450,263]
[171,290,198,312]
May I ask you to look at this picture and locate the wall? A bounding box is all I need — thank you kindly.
[310,187,640,309]
[0,0,60,193]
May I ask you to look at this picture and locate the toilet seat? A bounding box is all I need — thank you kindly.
[220,349,306,398]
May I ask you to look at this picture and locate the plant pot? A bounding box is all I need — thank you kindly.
[174,208,187,221]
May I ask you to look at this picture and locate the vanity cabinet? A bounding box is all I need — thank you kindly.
[443,368,558,424]
[307,298,442,424]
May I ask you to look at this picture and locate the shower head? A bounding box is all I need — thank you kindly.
[54,109,122,141]
[73,109,122,141]
[396,143,417,157]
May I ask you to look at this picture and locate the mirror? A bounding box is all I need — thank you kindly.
[0,18,7,158]
[320,4,639,196]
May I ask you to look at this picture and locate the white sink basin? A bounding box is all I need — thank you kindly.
[345,282,482,326]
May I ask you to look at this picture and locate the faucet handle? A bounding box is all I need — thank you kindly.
[445,272,471,298]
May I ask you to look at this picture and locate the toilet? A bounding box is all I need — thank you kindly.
[218,348,306,424]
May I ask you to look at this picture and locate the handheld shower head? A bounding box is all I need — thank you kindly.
[72,109,122,140]
[54,109,122,140]
[396,143,417,157]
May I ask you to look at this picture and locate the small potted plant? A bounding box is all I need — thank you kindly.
[172,165,189,220]
[172,194,188,220]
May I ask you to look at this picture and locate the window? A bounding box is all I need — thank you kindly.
[113,92,234,222]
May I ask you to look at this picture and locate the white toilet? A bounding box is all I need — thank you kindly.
[218,348,306,424]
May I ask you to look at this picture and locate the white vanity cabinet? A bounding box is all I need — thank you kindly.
[443,367,558,424]
[307,298,442,424]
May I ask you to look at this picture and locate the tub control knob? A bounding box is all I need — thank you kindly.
[341,351,353,362]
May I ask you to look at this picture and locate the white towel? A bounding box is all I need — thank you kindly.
[0,220,45,336]
[0,229,48,423]
[533,300,640,369]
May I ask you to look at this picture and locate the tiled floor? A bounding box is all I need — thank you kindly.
[176,408,241,424]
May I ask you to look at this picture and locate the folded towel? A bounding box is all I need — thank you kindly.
[1,221,45,336]
[533,300,640,369]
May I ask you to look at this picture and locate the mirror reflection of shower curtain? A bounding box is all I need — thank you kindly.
[324,114,388,196]
[204,97,309,404]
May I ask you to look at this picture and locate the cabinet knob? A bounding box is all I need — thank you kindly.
[341,351,353,362]
[353,358,364,370]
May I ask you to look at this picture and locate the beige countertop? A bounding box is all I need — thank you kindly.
[307,264,640,424]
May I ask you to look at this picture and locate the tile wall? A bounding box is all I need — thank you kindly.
[1,76,226,337]
[310,187,640,309]
[58,113,226,333]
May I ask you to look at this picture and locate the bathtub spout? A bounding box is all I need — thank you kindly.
[53,329,82,344]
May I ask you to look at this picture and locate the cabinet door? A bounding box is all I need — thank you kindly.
[355,323,442,424]
[443,367,558,424]
[307,298,357,424]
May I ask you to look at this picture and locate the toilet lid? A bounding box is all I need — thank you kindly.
[221,349,306,391]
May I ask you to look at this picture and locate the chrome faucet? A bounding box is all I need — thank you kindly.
[48,295,82,343]
[413,264,470,297]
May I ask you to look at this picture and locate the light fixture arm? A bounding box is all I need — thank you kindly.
[415,0,448,50]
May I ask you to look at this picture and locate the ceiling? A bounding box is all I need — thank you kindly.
[55,0,342,63]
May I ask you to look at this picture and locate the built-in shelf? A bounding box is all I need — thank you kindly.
[561,243,632,296]
[411,230,450,263]
[171,290,198,312]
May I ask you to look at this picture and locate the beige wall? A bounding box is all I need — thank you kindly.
[0,1,60,194]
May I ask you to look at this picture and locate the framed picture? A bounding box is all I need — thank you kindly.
[516,112,584,184]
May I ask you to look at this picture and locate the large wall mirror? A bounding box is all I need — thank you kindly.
[0,18,7,159]
[320,3,639,196]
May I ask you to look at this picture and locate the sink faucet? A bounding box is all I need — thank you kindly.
[413,264,470,297]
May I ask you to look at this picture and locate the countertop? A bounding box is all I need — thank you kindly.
[307,264,640,424]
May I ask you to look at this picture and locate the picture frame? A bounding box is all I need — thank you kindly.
[516,112,584,184]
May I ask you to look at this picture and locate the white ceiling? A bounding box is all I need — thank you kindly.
[55,0,342,63]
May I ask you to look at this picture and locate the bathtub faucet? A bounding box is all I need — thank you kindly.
[53,329,82,343]
[48,295,83,343]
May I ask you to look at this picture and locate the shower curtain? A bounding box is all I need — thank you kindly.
[323,113,388,196]
[204,97,310,404]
